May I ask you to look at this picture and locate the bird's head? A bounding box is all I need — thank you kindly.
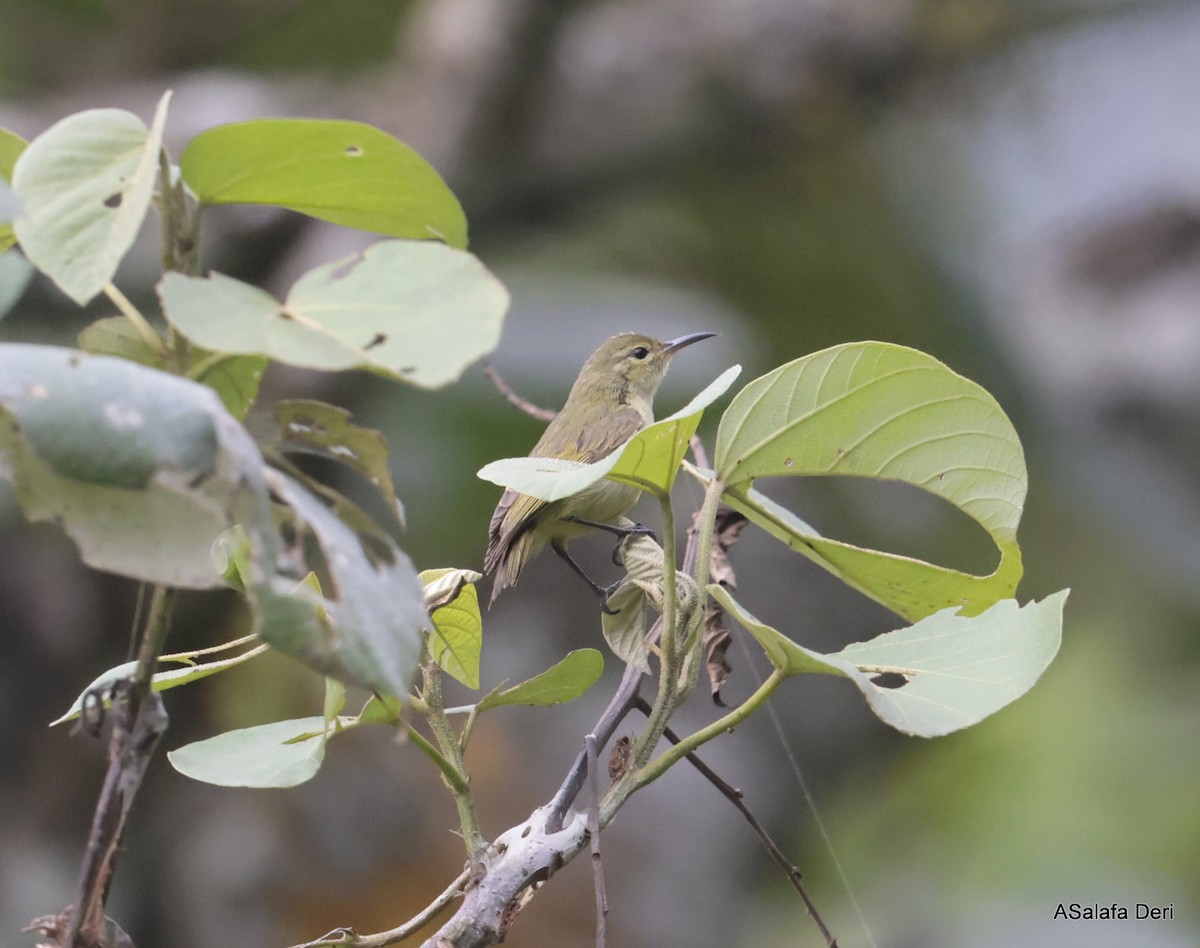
[572,331,716,410]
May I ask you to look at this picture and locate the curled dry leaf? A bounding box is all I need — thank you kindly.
[704,507,749,705]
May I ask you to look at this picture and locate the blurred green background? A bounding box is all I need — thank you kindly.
[2,1,1198,946]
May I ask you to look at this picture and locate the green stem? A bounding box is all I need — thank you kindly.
[103,283,165,357]
[421,662,486,859]
[629,667,785,797]
[680,474,725,657]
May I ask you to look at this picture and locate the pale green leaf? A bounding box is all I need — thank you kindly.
[12,92,171,304]
[712,585,1067,737]
[168,716,346,788]
[714,343,1025,619]
[477,365,741,501]
[158,240,508,388]
[50,643,269,727]
[0,343,276,588]
[478,649,604,710]
[180,119,467,247]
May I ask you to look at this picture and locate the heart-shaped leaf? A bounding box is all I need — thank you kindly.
[714,343,1025,619]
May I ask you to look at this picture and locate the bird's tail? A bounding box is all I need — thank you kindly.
[487,528,539,606]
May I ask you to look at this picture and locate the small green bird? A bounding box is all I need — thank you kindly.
[485,331,715,606]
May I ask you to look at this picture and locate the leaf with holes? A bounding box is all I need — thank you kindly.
[714,343,1025,620]
[180,119,467,247]
[12,92,171,304]
[712,584,1067,737]
[478,365,741,501]
[251,470,426,696]
[276,398,402,526]
[158,240,508,388]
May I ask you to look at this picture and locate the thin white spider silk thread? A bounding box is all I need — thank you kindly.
[734,629,879,948]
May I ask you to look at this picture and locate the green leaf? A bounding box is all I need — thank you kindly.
[50,642,269,727]
[180,119,468,248]
[421,570,482,689]
[168,715,345,788]
[0,343,276,588]
[276,398,402,526]
[477,365,742,501]
[712,585,1067,737]
[158,240,508,388]
[78,317,265,419]
[12,91,171,305]
[478,649,604,710]
[251,469,426,696]
[714,343,1026,620]
[0,126,27,254]
[193,354,266,420]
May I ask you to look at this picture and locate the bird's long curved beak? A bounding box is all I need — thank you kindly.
[662,332,717,356]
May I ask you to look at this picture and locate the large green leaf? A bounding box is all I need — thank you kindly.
[0,343,275,587]
[714,343,1025,619]
[712,585,1067,737]
[252,470,426,696]
[11,92,171,305]
[477,365,741,501]
[0,126,28,254]
[179,119,467,247]
[158,240,508,388]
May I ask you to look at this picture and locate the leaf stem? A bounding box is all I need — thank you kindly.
[103,282,165,357]
[628,667,785,795]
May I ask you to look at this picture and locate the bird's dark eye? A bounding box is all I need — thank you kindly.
[631,347,650,360]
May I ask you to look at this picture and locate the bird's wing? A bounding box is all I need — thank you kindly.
[484,406,644,574]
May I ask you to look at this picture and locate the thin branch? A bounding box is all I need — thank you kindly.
[636,699,839,948]
[61,585,176,947]
[585,734,607,948]
[288,869,471,948]
[480,361,557,421]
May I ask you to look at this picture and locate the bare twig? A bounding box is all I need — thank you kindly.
[287,869,471,948]
[585,734,607,948]
[57,585,176,948]
[635,699,839,946]
[480,361,557,422]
